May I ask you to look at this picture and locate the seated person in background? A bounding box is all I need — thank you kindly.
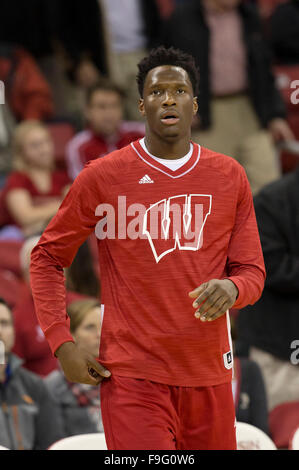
[231,315,269,434]
[0,120,70,239]
[237,167,299,411]
[12,237,88,377]
[45,299,104,437]
[163,0,294,194]
[0,43,54,121]
[0,297,63,449]
[65,239,100,299]
[66,79,145,180]
[0,103,16,186]
[270,0,299,65]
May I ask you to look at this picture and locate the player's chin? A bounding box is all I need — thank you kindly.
[159,126,181,139]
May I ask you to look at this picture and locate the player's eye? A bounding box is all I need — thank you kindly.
[151,89,162,96]
[177,89,186,94]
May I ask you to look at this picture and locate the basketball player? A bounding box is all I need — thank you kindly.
[30,47,265,450]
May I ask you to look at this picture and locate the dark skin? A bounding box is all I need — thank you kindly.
[56,65,238,384]
[140,65,238,321]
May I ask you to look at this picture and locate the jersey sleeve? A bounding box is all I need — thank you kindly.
[225,166,266,309]
[30,161,104,355]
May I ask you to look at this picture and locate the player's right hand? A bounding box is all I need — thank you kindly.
[55,341,111,385]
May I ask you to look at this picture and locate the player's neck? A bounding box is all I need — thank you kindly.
[144,134,191,160]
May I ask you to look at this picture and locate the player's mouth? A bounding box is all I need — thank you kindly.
[160,111,180,125]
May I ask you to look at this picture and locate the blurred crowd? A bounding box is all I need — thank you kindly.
[0,0,299,450]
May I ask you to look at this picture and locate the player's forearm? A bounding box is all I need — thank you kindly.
[9,200,60,228]
[30,244,74,355]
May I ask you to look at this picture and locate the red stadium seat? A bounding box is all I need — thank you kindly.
[46,122,75,167]
[269,401,299,449]
[0,240,23,277]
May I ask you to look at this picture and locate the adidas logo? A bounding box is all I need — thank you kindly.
[139,174,154,184]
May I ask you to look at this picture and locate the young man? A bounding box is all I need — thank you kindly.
[66,79,144,180]
[0,298,63,449]
[30,47,265,450]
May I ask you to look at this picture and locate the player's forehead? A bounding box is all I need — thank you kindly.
[144,65,192,90]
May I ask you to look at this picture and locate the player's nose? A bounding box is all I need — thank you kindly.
[162,91,176,106]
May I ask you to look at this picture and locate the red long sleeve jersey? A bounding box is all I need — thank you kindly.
[30,141,265,387]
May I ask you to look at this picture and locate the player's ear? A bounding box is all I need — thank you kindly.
[193,97,198,115]
[139,98,146,117]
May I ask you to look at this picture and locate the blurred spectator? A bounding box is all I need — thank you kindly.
[237,167,299,411]
[256,0,287,23]
[163,0,294,194]
[0,0,109,76]
[270,0,299,65]
[156,0,176,18]
[231,316,269,433]
[0,44,54,121]
[45,299,103,437]
[0,297,64,449]
[0,0,56,61]
[0,1,109,121]
[52,0,109,80]
[12,237,90,377]
[101,0,162,120]
[0,121,70,239]
[12,237,59,377]
[66,80,144,180]
[45,0,110,124]
[0,103,15,185]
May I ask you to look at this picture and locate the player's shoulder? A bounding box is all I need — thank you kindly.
[198,145,246,179]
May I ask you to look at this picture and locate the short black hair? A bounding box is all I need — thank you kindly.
[86,78,125,105]
[0,297,9,309]
[136,46,200,98]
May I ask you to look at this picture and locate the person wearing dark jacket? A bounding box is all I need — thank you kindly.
[0,298,63,450]
[237,167,299,411]
[234,357,269,434]
[270,0,299,65]
[231,317,269,433]
[101,0,162,120]
[162,0,294,194]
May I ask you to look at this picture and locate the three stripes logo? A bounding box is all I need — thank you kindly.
[139,174,154,184]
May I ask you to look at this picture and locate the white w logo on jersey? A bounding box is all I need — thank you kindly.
[143,194,212,262]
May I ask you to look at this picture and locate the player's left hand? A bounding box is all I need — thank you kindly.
[189,279,238,322]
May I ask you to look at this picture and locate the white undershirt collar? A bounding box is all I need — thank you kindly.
[139,137,193,172]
